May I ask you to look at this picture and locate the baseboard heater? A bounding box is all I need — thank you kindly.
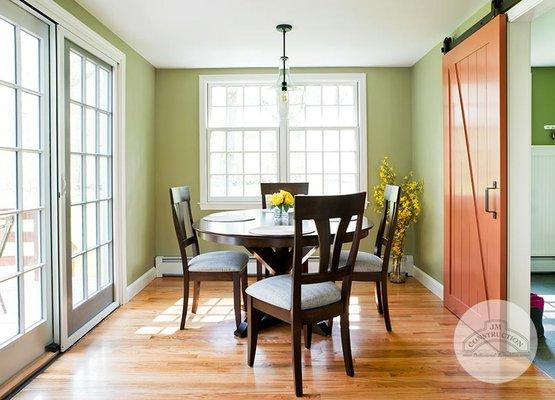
[155,255,318,277]
[155,255,414,278]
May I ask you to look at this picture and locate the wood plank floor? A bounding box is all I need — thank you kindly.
[16,277,554,399]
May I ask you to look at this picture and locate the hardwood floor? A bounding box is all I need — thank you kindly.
[15,277,554,399]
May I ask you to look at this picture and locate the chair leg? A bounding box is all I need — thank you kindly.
[381,278,392,332]
[241,269,248,312]
[192,281,201,314]
[180,276,190,330]
[233,274,242,329]
[327,318,333,336]
[340,311,354,377]
[247,296,261,367]
[304,324,312,349]
[256,260,263,281]
[292,319,303,397]
[375,281,383,315]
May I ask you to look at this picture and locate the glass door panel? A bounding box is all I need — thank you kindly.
[0,0,53,385]
[64,40,114,335]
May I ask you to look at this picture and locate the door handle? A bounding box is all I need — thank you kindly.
[485,181,497,219]
[59,176,66,199]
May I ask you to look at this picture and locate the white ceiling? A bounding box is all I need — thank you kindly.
[75,0,488,69]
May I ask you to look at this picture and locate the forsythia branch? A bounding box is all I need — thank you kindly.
[372,157,424,259]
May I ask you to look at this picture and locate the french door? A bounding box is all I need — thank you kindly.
[60,37,116,344]
[443,15,507,318]
[0,0,54,384]
[0,0,122,387]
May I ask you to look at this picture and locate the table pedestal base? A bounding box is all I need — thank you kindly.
[234,317,332,338]
[234,314,282,338]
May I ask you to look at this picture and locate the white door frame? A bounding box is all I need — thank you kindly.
[20,0,127,351]
[506,0,555,316]
[56,26,126,351]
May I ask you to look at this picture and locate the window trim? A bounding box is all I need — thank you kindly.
[199,73,367,210]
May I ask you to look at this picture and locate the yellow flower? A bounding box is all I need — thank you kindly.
[280,190,294,206]
[270,192,284,207]
[372,157,424,259]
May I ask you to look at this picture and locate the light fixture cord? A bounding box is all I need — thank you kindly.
[282,29,286,89]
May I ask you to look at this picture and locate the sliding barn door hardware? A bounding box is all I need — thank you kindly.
[442,0,521,54]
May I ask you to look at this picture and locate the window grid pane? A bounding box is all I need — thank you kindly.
[68,48,113,307]
[208,83,278,128]
[287,128,360,195]
[207,128,279,200]
[0,19,47,345]
[288,83,358,128]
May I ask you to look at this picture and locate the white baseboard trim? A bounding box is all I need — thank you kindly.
[126,267,156,302]
[412,265,444,300]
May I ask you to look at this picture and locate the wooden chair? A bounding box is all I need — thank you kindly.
[170,186,249,330]
[246,192,366,397]
[336,184,401,332]
[257,182,309,280]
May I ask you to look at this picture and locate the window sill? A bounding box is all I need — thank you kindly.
[199,202,261,211]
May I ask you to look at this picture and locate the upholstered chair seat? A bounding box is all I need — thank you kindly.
[246,275,341,310]
[188,251,249,273]
[338,250,383,273]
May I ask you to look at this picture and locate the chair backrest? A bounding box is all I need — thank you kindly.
[169,186,200,271]
[373,184,401,274]
[260,182,309,208]
[292,192,366,308]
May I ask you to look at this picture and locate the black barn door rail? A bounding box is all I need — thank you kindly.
[442,0,521,54]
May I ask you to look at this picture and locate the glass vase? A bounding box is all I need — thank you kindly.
[273,208,289,225]
[389,255,407,284]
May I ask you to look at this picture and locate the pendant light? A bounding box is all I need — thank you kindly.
[276,24,293,116]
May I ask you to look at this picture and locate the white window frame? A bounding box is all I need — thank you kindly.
[199,73,367,210]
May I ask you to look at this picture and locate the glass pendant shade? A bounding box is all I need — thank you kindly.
[277,59,291,100]
[277,58,292,116]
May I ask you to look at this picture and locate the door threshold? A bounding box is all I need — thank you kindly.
[0,351,59,399]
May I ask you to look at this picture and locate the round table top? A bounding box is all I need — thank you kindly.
[193,209,373,248]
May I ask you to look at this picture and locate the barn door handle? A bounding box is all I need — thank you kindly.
[485,181,497,219]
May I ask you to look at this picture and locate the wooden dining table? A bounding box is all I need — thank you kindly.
[193,208,373,337]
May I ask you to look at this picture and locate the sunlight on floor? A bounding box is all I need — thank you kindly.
[134,294,363,335]
[134,297,237,335]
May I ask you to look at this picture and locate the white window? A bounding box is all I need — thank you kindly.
[0,10,50,347]
[199,74,367,209]
[66,43,114,308]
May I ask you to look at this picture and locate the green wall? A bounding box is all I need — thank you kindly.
[532,67,555,145]
[155,67,413,256]
[54,0,157,284]
[54,0,494,284]
[410,2,491,283]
